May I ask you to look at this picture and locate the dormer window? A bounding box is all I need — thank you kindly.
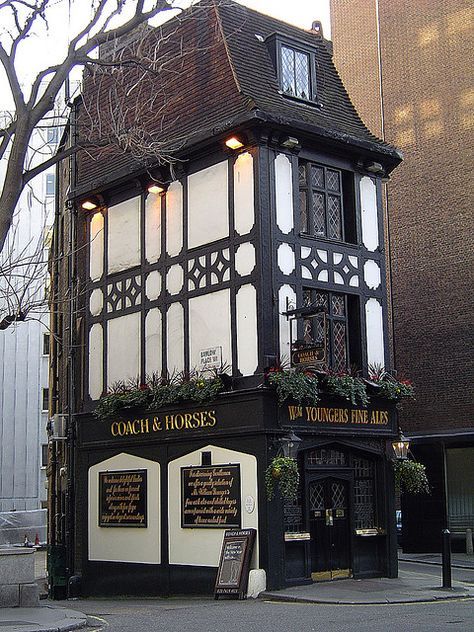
[266,34,318,104]
[281,46,310,100]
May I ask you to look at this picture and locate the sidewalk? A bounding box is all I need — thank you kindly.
[0,604,86,632]
[399,552,474,569]
[261,567,474,605]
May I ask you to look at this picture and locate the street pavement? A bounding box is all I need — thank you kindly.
[0,551,472,632]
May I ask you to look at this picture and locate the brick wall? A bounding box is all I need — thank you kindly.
[331,0,474,433]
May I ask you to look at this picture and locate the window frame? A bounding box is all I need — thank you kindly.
[302,288,350,373]
[266,34,319,105]
[45,173,55,197]
[41,387,49,412]
[299,160,346,242]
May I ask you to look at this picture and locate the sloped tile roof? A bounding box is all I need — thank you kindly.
[75,0,400,194]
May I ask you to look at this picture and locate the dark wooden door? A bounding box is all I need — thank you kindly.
[309,478,350,580]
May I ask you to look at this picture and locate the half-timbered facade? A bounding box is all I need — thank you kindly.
[51,0,403,597]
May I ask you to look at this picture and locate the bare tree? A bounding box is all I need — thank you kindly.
[0,0,199,253]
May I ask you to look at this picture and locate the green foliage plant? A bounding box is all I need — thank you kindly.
[394,460,430,495]
[323,372,369,407]
[265,456,299,501]
[368,364,415,402]
[94,370,226,421]
[267,369,319,406]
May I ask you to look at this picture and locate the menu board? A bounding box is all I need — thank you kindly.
[99,470,147,527]
[181,465,241,528]
[215,529,256,599]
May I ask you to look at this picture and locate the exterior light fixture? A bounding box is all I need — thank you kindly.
[81,200,98,211]
[281,431,303,459]
[281,136,300,149]
[392,432,410,460]
[147,183,165,194]
[225,136,244,150]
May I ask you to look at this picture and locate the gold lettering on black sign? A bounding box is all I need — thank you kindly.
[287,405,389,426]
[99,470,147,527]
[109,410,217,437]
[181,465,241,528]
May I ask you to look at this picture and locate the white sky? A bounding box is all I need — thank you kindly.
[0,0,330,111]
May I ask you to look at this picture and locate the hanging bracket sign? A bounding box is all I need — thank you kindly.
[214,528,256,600]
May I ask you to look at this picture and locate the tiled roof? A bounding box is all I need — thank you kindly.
[75,0,400,193]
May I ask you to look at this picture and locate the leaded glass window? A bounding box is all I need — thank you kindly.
[353,457,376,529]
[299,161,344,240]
[281,45,311,100]
[302,289,349,372]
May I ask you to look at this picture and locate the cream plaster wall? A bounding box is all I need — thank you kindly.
[365,298,385,367]
[360,177,379,252]
[88,323,103,400]
[107,197,141,274]
[89,212,104,281]
[188,161,229,248]
[168,445,259,567]
[166,181,183,257]
[166,302,184,373]
[189,289,232,371]
[145,192,161,263]
[236,284,258,375]
[107,312,141,385]
[234,152,255,236]
[88,453,160,564]
[145,308,162,376]
[275,154,294,234]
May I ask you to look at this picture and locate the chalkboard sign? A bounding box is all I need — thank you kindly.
[99,469,147,527]
[214,528,256,600]
[181,465,241,528]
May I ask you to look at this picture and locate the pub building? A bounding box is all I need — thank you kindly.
[49,0,405,597]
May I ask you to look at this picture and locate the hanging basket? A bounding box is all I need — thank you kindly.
[265,457,299,501]
[394,459,430,495]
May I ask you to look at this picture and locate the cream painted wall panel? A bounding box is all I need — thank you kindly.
[365,298,385,367]
[89,212,104,281]
[236,284,258,375]
[234,152,255,236]
[277,242,295,275]
[167,302,184,373]
[189,290,231,371]
[107,313,140,385]
[363,260,381,290]
[145,309,162,376]
[360,177,379,252]
[188,161,229,248]
[88,323,103,400]
[275,154,294,234]
[108,197,141,274]
[168,445,259,567]
[89,453,160,564]
[145,192,161,263]
[89,289,103,316]
[278,284,296,360]
[166,181,183,257]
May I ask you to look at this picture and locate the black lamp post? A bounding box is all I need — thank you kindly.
[392,432,410,460]
[281,431,303,459]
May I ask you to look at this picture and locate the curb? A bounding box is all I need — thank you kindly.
[260,590,474,606]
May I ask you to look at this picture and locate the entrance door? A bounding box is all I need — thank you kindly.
[309,478,351,580]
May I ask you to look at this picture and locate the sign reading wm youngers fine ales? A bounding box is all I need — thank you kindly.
[99,470,147,527]
[282,403,395,434]
[181,465,241,528]
[215,528,256,600]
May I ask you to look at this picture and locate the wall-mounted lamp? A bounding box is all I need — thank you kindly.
[147,183,165,194]
[281,136,300,150]
[281,431,303,459]
[225,136,244,150]
[81,200,98,211]
[392,432,410,460]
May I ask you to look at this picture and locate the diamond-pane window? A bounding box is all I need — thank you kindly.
[303,289,350,372]
[300,190,308,233]
[299,161,345,240]
[280,45,313,101]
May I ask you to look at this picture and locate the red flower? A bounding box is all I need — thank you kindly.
[139,384,150,391]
